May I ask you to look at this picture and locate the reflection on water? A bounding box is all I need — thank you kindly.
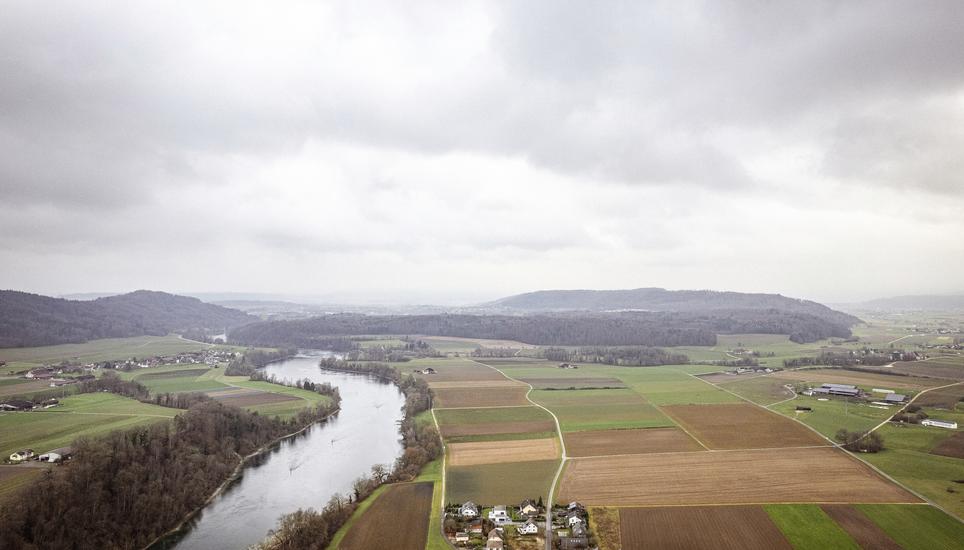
[157,352,405,550]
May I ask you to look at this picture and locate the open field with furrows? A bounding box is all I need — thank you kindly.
[517,376,628,389]
[819,505,901,549]
[432,385,531,408]
[714,375,795,405]
[558,447,918,506]
[0,379,51,397]
[880,356,964,380]
[0,393,180,459]
[697,371,766,384]
[0,466,44,502]
[205,374,333,418]
[564,427,704,457]
[446,459,557,504]
[608,368,742,405]
[338,482,433,550]
[530,388,673,432]
[404,360,508,383]
[124,366,230,394]
[765,504,862,549]
[856,504,964,550]
[771,394,895,438]
[435,406,556,442]
[447,437,559,466]
[931,431,964,459]
[0,335,216,370]
[619,506,792,550]
[210,390,301,409]
[771,367,942,391]
[662,404,827,449]
[915,384,964,409]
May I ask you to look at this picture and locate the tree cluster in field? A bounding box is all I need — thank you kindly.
[255,360,442,550]
[224,348,297,375]
[345,339,442,362]
[230,308,854,349]
[248,371,340,400]
[470,346,521,358]
[892,404,929,424]
[0,289,253,348]
[782,350,895,368]
[709,357,760,367]
[835,429,885,453]
[543,345,690,366]
[0,394,340,549]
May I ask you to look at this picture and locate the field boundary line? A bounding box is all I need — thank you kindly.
[429,408,458,549]
[468,358,566,550]
[569,443,835,460]
[652,404,711,451]
[764,384,799,409]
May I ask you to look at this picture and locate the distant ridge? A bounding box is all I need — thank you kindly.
[0,290,254,348]
[846,294,964,312]
[486,287,858,325]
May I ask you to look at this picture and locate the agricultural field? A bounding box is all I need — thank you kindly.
[915,383,964,409]
[856,504,964,550]
[771,367,941,392]
[558,447,917,506]
[517,376,627,390]
[0,335,215,371]
[608,368,742,405]
[0,378,51,397]
[0,393,180,460]
[447,437,559,466]
[337,482,433,550]
[820,505,901,550]
[205,374,334,418]
[122,365,229,394]
[431,385,530,408]
[417,336,533,353]
[619,506,792,550]
[564,427,704,457]
[882,356,964,380]
[713,375,795,405]
[661,403,827,449]
[529,388,672,432]
[0,466,44,502]
[402,358,507,383]
[434,406,556,442]
[764,505,860,550]
[771,394,895,438]
[446,459,557,504]
[588,507,620,550]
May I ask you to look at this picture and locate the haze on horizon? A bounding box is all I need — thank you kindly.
[2,1,963,305]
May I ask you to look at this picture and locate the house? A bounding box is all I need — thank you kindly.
[9,449,35,462]
[25,367,55,379]
[0,400,34,411]
[519,499,539,516]
[566,501,585,513]
[922,419,958,429]
[558,536,589,549]
[459,501,479,518]
[488,505,510,524]
[813,384,860,397]
[486,530,504,550]
[421,367,437,374]
[454,532,469,544]
[518,519,539,535]
[567,513,584,526]
[467,520,483,534]
[38,452,62,462]
[884,393,906,404]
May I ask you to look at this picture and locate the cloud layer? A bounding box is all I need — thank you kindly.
[1,1,962,303]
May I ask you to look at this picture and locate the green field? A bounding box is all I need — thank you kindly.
[122,365,230,394]
[856,504,964,550]
[529,388,673,432]
[771,394,893,438]
[609,368,742,405]
[0,393,180,460]
[446,459,557,505]
[0,335,218,369]
[764,505,859,550]
[720,376,796,406]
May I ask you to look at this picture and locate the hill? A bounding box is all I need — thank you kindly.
[485,288,858,326]
[845,294,964,312]
[0,290,254,348]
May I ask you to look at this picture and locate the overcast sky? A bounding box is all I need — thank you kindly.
[1,1,963,304]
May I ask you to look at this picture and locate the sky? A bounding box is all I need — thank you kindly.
[1,1,963,305]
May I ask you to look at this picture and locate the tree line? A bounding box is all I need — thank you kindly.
[224,347,297,375]
[543,346,690,366]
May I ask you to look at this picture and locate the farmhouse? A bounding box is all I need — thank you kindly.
[25,367,55,379]
[422,367,437,374]
[0,399,34,411]
[488,505,510,524]
[567,512,584,526]
[37,447,72,463]
[812,383,860,397]
[9,449,35,462]
[518,519,539,535]
[884,393,907,404]
[459,501,479,518]
[921,419,958,429]
[519,498,539,516]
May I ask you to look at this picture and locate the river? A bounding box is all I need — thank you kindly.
[156,352,406,550]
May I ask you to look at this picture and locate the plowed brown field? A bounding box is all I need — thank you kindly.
[619,506,792,550]
[931,431,964,459]
[661,404,826,449]
[820,505,902,550]
[340,482,433,550]
[519,377,627,389]
[564,428,704,457]
[774,368,943,390]
[439,420,556,439]
[448,437,559,466]
[558,447,918,506]
[433,386,530,408]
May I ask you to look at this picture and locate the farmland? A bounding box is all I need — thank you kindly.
[337,482,433,550]
[820,505,901,550]
[447,437,559,466]
[856,504,964,550]
[771,393,895,438]
[558,447,918,506]
[564,427,704,457]
[661,403,827,449]
[529,388,673,431]
[446,459,558,504]
[0,335,215,372]
[432,385,530,408]
[714,375,795,405]
[764,505,860,549]
[435,405,556,442]
[619,506,792,550]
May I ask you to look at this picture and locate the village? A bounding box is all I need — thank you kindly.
[446,499,595,550]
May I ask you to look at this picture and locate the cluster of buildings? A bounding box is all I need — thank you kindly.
[450,500,592,549]
[8,446,72,464]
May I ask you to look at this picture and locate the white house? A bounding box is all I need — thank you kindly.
[9,449,35,462]
[459,501,479,518]
[518,519,539,535]
[488,505,510,524]
[38,452,62,462]
[454,532,469,544]
[567,513,584,527]
[922,419,958,429]
[519,499,539,516]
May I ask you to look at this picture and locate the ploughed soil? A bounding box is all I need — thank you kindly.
[439,420,556,439]
[447,437,559,466]
[619,505,792,550]
[519,377,627,390]
[433,386,530,408]
[558,447,919,506]
[914,385,964,409]
[930,431,964,459]
[564,428,704,457]
[661,404,826,449]
[340,482,433,550]
[820,504,902,550]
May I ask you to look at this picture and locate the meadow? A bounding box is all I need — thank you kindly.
[529,388,673,432]
[446,459,558,504]
[0,335,216,371]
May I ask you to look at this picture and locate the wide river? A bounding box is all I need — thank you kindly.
[157,352,406,550]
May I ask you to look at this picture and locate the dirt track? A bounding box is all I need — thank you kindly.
[558,447,919,506]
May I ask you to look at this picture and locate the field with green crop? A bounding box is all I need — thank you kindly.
[0,335,216,369]
[122,365,230,394]
[610,368,742,405]
[856,504,964,550]
[446,459,557,504]
[764,505,859,549]
[771,394,893,438]
[718,375,796,405]
[529,388,672,432]
[0,393,180,460]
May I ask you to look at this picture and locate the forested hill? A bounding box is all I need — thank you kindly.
[485,288,859,326]
[230,308,854,348]
[0,290,254,348]
[845,294,964,312]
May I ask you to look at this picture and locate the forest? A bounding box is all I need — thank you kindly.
[230,308,854,348]
[0,290,253,347]
[543,346,690,366]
